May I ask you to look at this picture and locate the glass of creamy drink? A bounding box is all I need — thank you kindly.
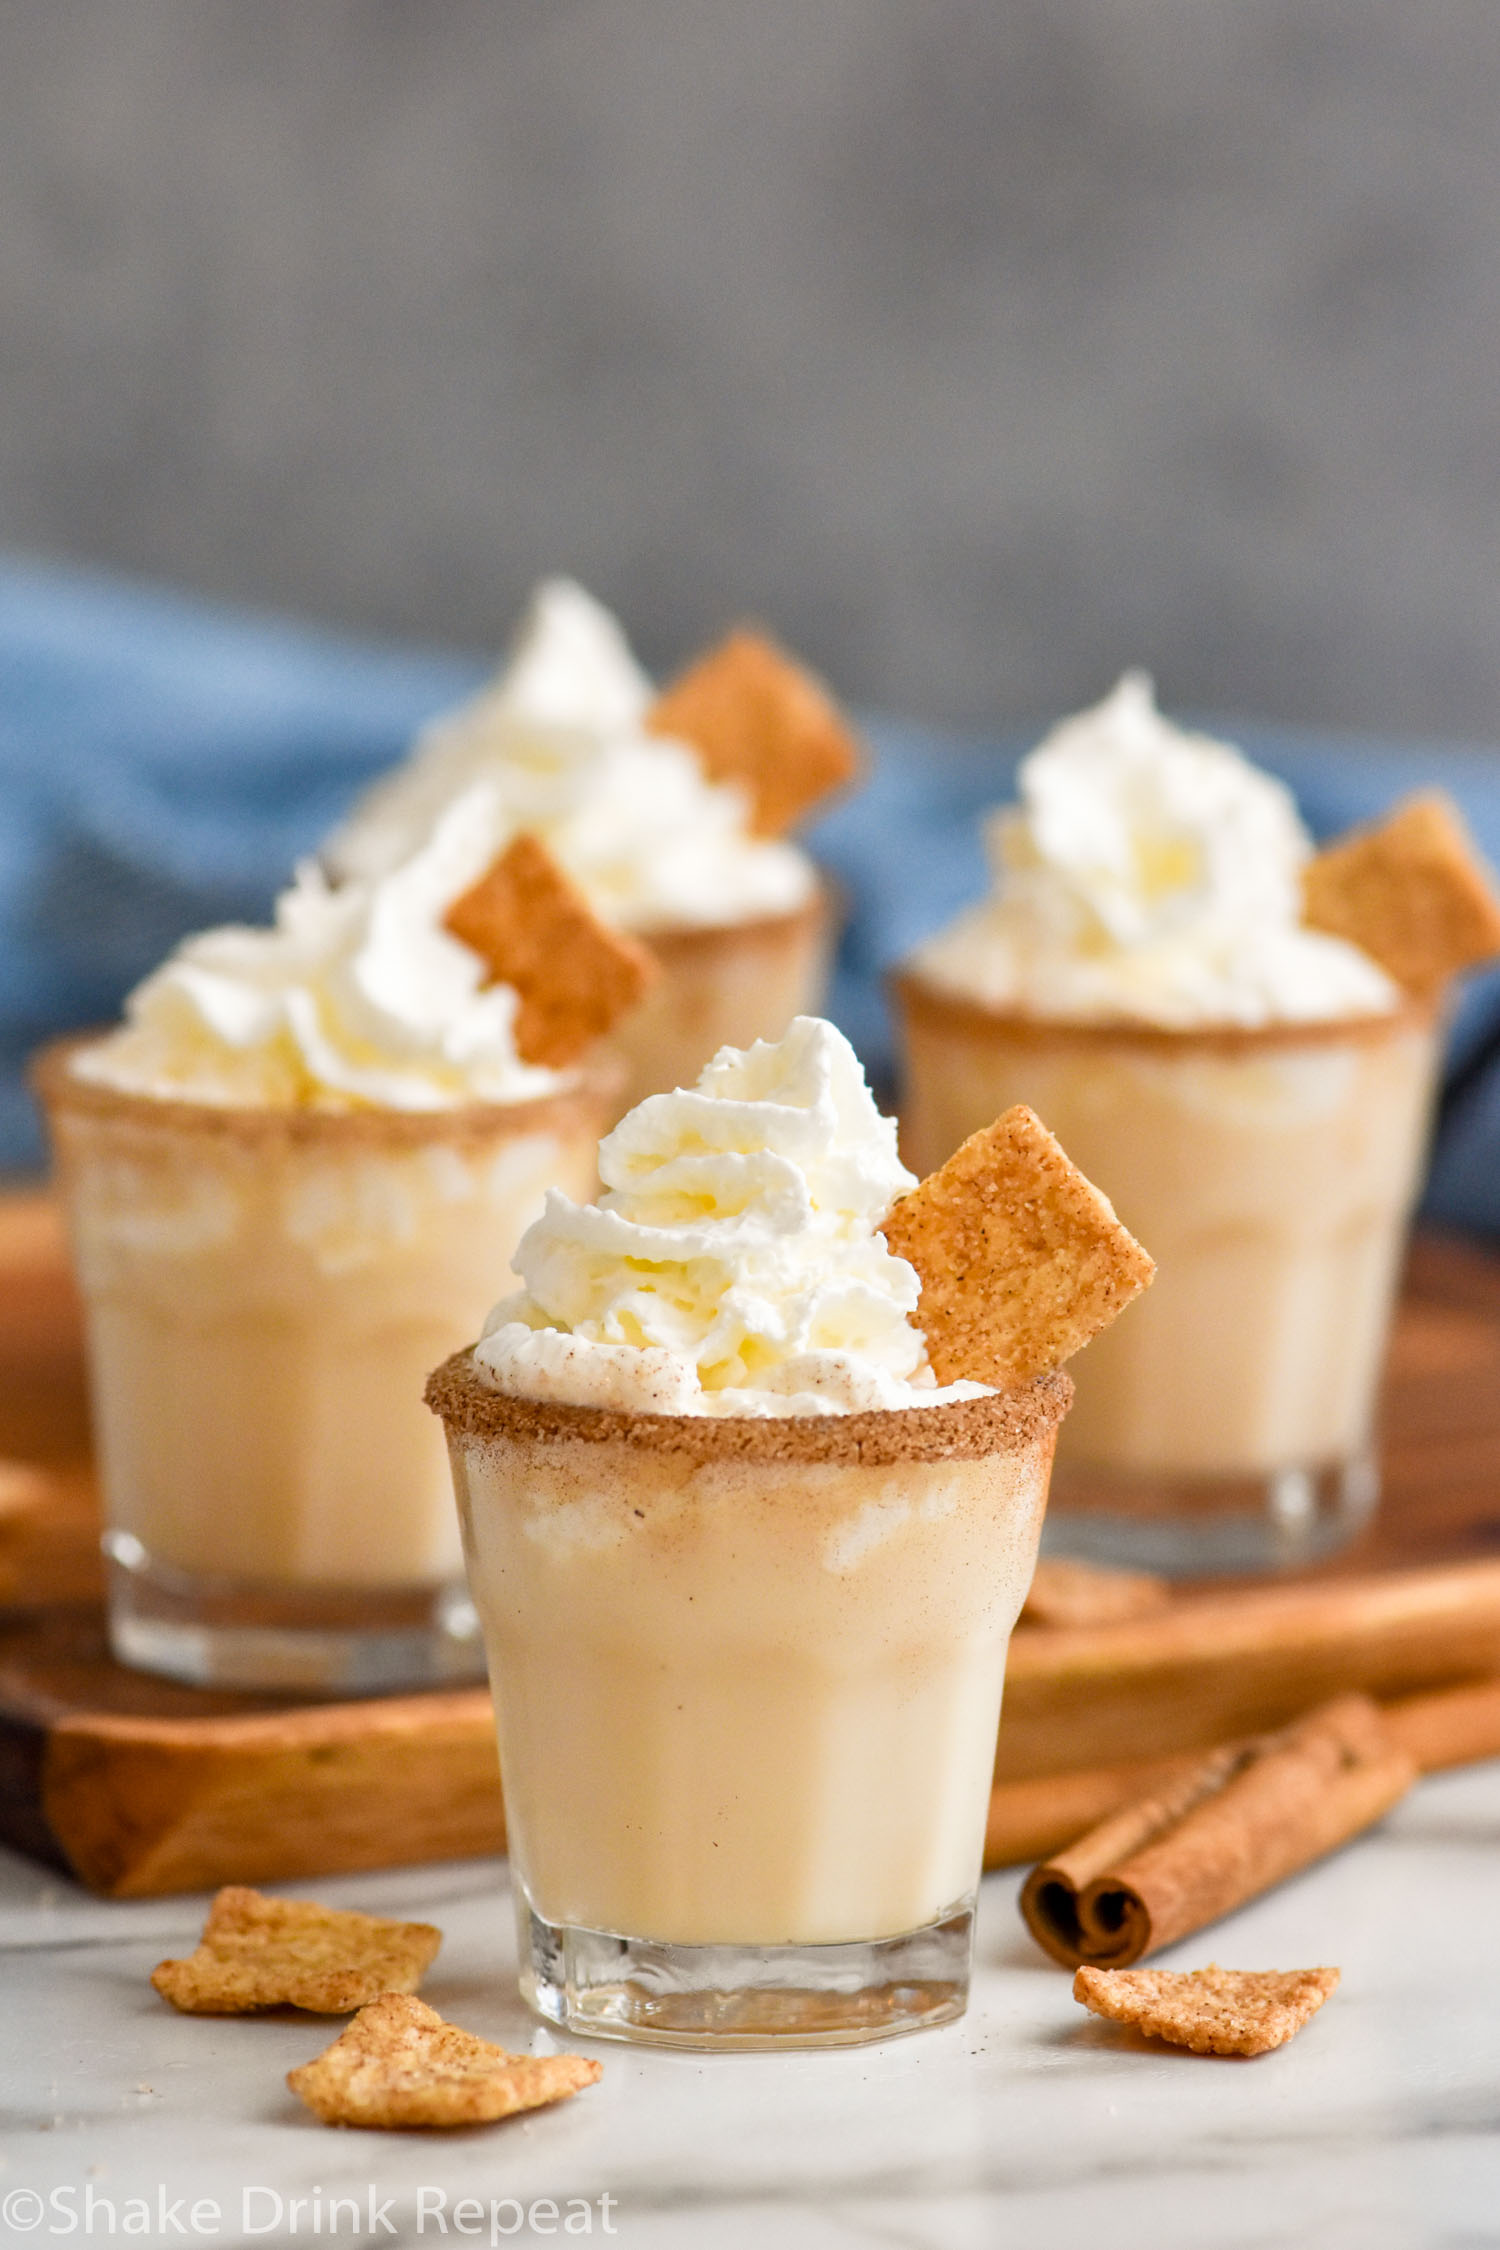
[328,579,852,1114]
[893,676,1500,1573]
[428,1017,1150,2047]
[37,798,630,1691]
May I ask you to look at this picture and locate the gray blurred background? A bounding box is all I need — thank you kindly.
[4,0,1500,737]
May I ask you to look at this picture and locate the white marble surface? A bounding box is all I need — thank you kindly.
[3,1765,1499,2249]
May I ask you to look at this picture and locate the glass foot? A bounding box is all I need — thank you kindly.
[516,1890,975,2050]
[1042,1450,1379,1577]
[104,1532,487,1691]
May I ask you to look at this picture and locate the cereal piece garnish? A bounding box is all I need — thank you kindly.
[882,1105,1154,1386]
[287,1993,602,2130]
[1302,791,1500,995]
[444,832,658,1068]
[1073,1963,1340,2057]
[1020,1556,1171,1629]
[151,1886,441,2016]
[646,628,862,837]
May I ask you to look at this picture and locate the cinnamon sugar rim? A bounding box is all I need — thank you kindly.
[890,967,1437,1052]
[30,1036,621,1150]
[425,1348,1071,1465]
[636,878,833,957]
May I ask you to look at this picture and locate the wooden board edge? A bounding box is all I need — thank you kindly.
[998,1558,1500,1779]
[41,1692,504,1897]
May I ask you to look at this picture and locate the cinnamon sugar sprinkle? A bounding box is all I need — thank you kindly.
[634,883,830,957]
[425,1349,1071,1465]
[891,967,1435,1054]
[32,1036,621,1150]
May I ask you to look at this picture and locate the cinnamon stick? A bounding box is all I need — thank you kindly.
[1384,1676,1500,1772]
[998,1555,1500,1785]
[1018,1694,1415,1969]
[984,1750,1210,1871]
[990,1669,1500,1873]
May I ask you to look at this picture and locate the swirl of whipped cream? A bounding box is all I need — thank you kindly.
[327,578,815,933]
[72,787,562,1110]
[475,1016,986,1417]
[908,673,1399,1028]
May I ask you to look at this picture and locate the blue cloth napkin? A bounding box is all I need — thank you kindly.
[4,554,1499,1233]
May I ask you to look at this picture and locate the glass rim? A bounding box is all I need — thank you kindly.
[30,1032,622,1151]
[889,965,1438,1054]
[424,1347,1071,1467]
[634,876,834,958]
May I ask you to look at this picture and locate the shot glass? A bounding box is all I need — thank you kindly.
[36,1041,615,1691]
[894,971,1441,1573]
[427,1358,1067,2048]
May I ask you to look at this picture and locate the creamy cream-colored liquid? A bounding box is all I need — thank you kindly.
[900,996,1439,1476]
[452,1430,1053,1946]
[611,903,832,1115]
[55,1111,599,1586]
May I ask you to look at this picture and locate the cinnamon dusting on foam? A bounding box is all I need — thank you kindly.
[328,579,817,934]
[471,1016,991,1419]
[907,673,1399,1030]
[68,791,573,1112]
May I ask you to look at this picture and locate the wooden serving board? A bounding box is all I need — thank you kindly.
[3,1197,1500,1897]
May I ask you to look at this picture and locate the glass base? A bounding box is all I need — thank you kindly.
[103,1532,487,1691]
[1042,1449,1379,1577]
[516,1889,975,2050]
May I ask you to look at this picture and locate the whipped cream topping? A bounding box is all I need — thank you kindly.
[327,579,815,934]
[475,1016,986,1417]
[908,673,1400,1028]
[72,788,563,1110]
